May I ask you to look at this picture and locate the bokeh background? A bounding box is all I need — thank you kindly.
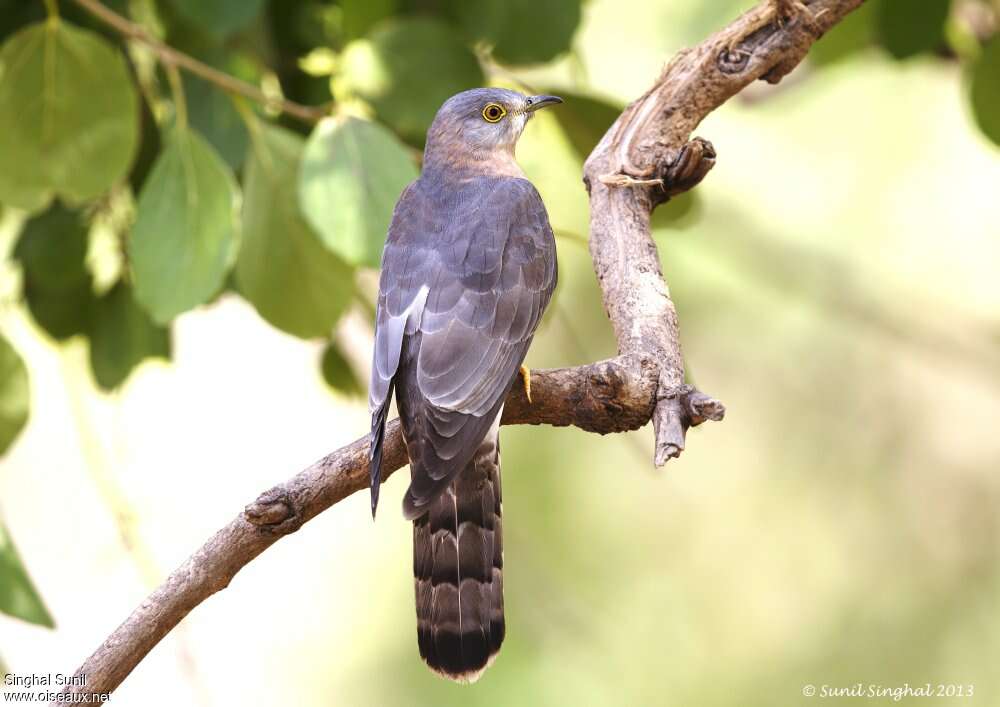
[2,0,1000,705]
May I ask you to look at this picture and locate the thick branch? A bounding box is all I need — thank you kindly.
[584,0,863,464]
[69,0,328,124]
[52,1,864,702]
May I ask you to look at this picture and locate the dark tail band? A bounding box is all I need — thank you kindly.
[412,429,504,682]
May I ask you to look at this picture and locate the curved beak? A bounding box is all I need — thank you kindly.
[525,95,563,112]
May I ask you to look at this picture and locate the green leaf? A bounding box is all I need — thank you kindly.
[548,91,622,158]
[0,334,29,456]
[970,37,1000,148]
[13,204,95,341]
[236,124,354,338]
[131,128,240,324]
[130,92,164,193]
[0,0,44,44]
[89,282,171,390]
[0,520,54,628]
[321,341,363,397]
[168,0,265,39]
[21,285,95,342]
[876,0,951,60]
[14,205,89,290]
[298,116,418,269]
[341,0,398,39]
[179,49,257,171]
[0,21,139,212]
[184,75,249,170]
[0,0,129,43]
[450,0,582,65]
[338,17,484,141]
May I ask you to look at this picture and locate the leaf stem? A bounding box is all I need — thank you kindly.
[43,0,59,20]
[232,96,265,156]
[67,0,330,125]
[164,61,187,131]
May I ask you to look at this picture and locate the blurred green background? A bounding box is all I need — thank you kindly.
[2,0,1000,705]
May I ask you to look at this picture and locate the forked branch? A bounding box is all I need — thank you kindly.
[52,1,865,702]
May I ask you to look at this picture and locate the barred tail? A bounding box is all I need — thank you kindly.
[412,427,504,682]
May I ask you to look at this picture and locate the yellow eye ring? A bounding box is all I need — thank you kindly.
[482,103,506,123]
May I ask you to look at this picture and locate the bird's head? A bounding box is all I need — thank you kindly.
[423,88,562,174]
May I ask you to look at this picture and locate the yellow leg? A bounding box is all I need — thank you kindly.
[519,365,532,404]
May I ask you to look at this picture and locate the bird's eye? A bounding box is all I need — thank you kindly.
[482,103,506,123]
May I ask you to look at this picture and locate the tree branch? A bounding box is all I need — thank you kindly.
[68,0,329,124]
[585,0,863,464]
[51,1,864,702]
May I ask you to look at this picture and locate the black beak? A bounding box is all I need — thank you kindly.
[524,95,563,112]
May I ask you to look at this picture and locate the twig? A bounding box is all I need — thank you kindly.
[51,0,865,702]
[67,0,328,124]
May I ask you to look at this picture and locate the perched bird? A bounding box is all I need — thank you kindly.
[368,88,561,682]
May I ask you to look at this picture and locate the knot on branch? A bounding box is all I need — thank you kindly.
[598,137,716,206]
[244,488,304,536]
[718,16,783,74]
[686,389,727,426]
[661,137,716,200]
[577,359,656,433]
[718,46,753,74]
[652,383,726,467]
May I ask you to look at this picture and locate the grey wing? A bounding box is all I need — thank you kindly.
[367,178,556,519]
[369,182,431,516]
[400,179,556,519]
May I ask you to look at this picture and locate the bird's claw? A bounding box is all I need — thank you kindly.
[519,365,532,404]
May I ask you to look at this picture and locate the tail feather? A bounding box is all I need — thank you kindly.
[413,427,504,682]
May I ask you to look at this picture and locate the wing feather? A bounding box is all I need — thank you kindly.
[368,176,556,519]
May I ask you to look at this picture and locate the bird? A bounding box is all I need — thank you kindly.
[368,88,561,683]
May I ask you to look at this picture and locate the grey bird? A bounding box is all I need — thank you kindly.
[368,88,561,682]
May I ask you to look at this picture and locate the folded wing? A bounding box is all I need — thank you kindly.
[368,177,556,518]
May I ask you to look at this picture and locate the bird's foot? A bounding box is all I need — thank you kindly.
[519,365,532,404]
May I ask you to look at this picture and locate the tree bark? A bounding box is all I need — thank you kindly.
[52,0,865,702]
